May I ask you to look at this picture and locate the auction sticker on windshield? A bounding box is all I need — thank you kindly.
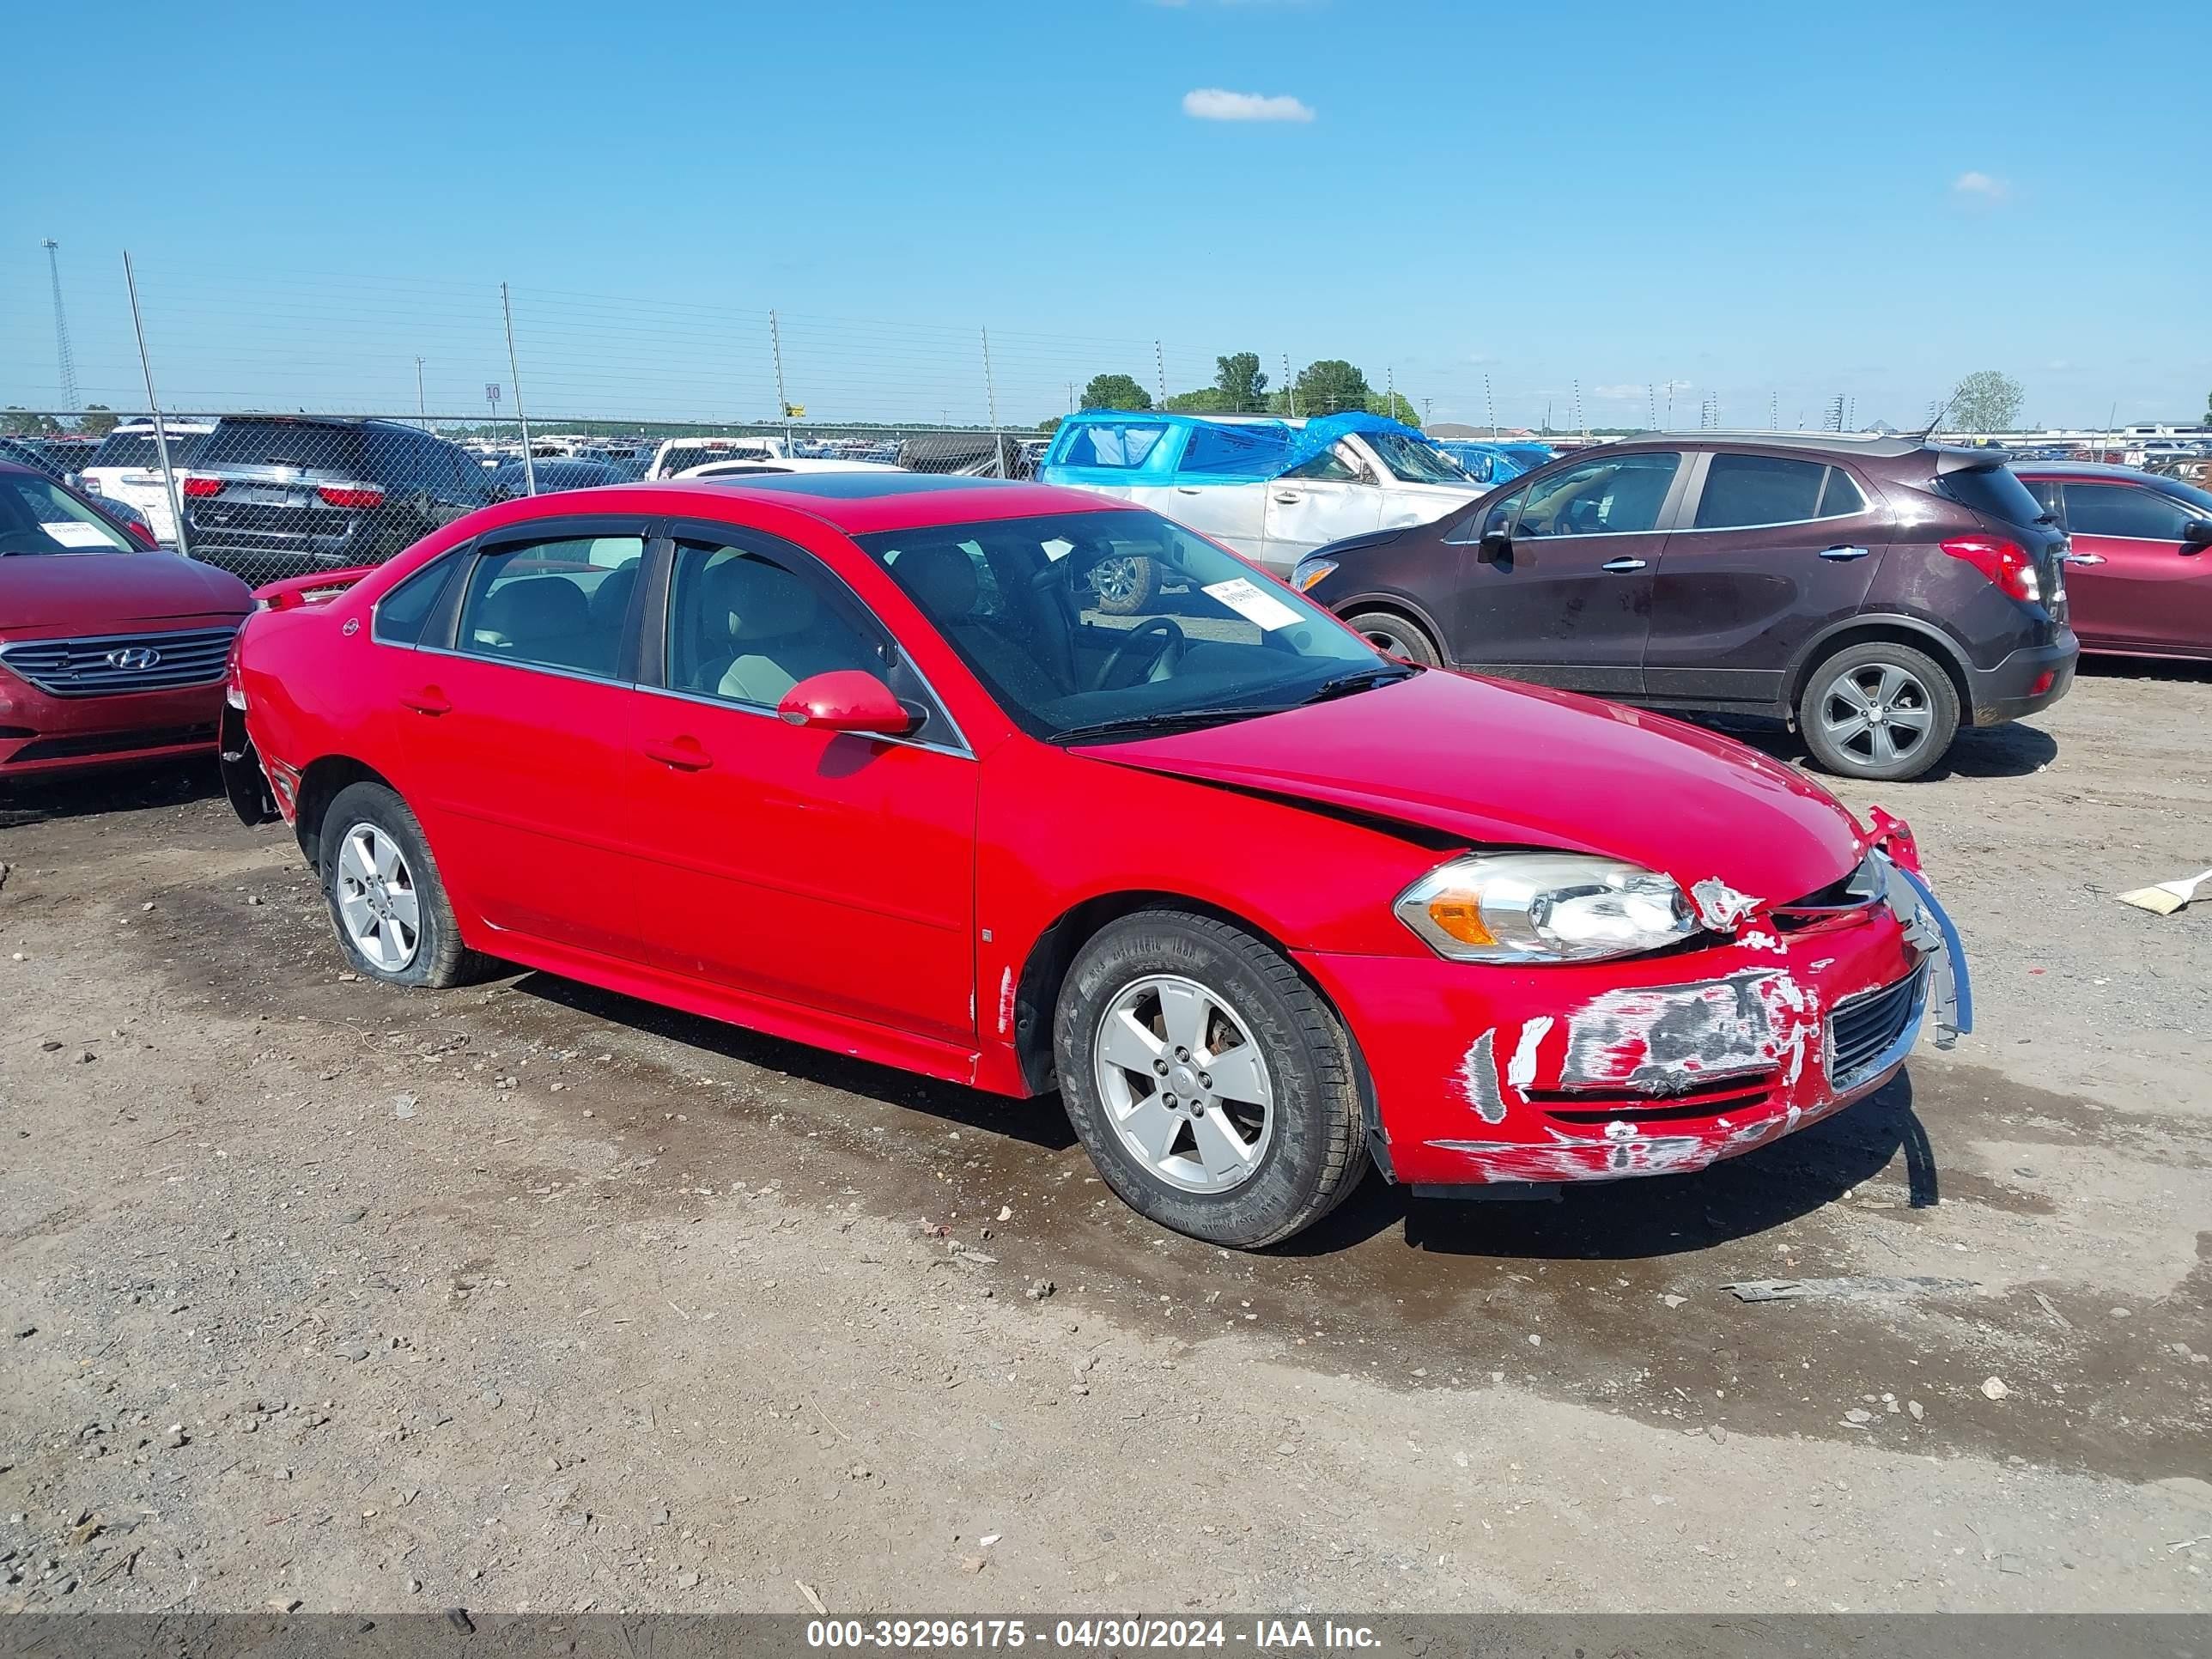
[40,521,112,548]
[1203,576,1302,631]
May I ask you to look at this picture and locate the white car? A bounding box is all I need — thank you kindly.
[674,457,903,482]
[72,419,219,544]
[645,435,790,479]
[1036,412,1485,580]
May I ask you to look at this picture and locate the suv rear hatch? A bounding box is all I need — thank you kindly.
[76,423,216,540]
[181,419,383,565]
[1929,451,2070,629]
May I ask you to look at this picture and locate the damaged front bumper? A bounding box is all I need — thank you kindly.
[1300,847,1971,1188]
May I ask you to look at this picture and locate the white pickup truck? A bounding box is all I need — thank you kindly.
[1036,412,1485,605]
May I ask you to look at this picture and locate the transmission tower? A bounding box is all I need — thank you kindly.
[42,240,79,410]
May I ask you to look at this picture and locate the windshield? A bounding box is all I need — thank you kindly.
[1361,430,1472,485]
[856,509,1387,742]
[2153,476,2212,515]
[0,473,134,555]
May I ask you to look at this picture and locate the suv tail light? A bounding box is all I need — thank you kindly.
[316,484,384,509]
[180,475,222,498]
[1941,537,2041,604]
[123,519,158,549]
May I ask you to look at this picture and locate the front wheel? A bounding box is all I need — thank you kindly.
[1344,610,1441,666]
[318,781,487,988]
[1054,911,1366,1249]
[1798,642,1960,781]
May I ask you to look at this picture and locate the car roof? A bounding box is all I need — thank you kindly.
[1607,429,1942,458]
[468,474,1131,538]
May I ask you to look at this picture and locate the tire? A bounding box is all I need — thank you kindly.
[1797,641,1960,782]
[1090,554,1158,617]
[1345,610,1441,666]
[317,781,487,988]
[1054,910,1366,1249]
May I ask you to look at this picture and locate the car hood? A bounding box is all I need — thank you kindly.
[1,552,252,631]
[1083,669,1867,908]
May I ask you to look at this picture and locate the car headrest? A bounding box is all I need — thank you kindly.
[478,575,590,641]
[589,561,639,629]
[896,545,979,620]
[704,556,817,642]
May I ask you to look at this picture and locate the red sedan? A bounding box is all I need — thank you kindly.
[2015,463,2212,659]
[0,462,253,779]
[222,475,1969,1248]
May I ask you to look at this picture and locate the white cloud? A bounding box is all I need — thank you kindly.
[1953,170,2009,203]
[1182,88,1316,123]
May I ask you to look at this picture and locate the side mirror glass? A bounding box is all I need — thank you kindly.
[776,670,917,737]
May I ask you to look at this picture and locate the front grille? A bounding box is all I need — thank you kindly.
[1828,967,1923,1088]
[7,723,216,763]
[0,625,240,698]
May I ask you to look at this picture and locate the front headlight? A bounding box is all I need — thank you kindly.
[1395,853,1698,963]
[1290,556,1337,592]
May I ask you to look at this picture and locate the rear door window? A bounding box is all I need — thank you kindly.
[1692,453,1828,529]
[1816,467,1866,518]
[2063,483,2194,541]
[456,532,647,679]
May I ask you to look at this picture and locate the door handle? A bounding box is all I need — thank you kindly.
[642,737,713,771]
[1175,486,1203,495]
[1601,556,1648,573]
[2063,551,2106,566]
[1818,544,1872,562]
[1273,491,1303,504]
[398,687,451,715]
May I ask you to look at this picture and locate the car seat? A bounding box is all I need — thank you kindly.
[696,556,875,706]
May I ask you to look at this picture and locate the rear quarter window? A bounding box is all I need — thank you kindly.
[1936,463,2049,529]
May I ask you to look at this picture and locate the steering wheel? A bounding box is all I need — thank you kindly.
[1093,617,1187,691]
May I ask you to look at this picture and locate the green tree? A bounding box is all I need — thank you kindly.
[1367,391,1421,427]
[1293,359,1372,416]
[1,407,60,437]
[1162,386,1231,414]
[77,404,118,437]
[1948,369,2025,434]
[1079,373,1152,412]
[1214,352,1268,412]
[1035,414,1063,436]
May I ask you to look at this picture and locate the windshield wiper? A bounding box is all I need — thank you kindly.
[1051,705,1292,744]
[1294,665,1419,706]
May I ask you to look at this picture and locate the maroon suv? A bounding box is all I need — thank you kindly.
[1297,434,2077,781]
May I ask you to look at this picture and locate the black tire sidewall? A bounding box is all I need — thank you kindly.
[1091,556,1158,617]
[1054,913,1356,1249]
[318,782,453,988]
[1799,642,1960,781]
[1346,611,1439,667]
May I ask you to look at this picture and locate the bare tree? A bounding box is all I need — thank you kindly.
[1948,370,2024,434]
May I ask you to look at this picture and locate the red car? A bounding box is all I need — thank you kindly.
[0,462,253,779]
[222,476,1969,1249]
[2014,463,2212,659]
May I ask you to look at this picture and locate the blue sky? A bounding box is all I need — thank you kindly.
[6,0,2206,429]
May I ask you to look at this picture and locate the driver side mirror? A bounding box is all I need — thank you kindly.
[2181,519,2212,555]
[776,670,917,737]
[1476,527,1512,565]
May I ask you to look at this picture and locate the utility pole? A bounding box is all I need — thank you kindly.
[43,240,78,411]
[769,310,790,446]
[500,282,535,496]
[121,251,186,556]
[1770,392,1778,429]
[1486,375,1495,438]
[981,327,1002,477]
[415,356,428,428]
[1153,340,1167,409]
[1282,353,1294,418]
[1385,364,1395,420]
[1422,396,1432,424]
[1648,384,1657,429]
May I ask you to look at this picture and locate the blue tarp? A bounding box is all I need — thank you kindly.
[1040,408,1437,489]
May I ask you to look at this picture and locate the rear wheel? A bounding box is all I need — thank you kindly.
[1054,910,1366,1249]
[1345,610,1440,666]
[318,781,486,988]
[1798,641,1960,781]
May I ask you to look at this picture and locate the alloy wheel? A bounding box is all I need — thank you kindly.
[334,821,422,972]
[1091,974,1274,1194]
[1818,661,1936,769]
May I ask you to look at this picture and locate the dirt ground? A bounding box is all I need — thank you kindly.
[2,661,2207,1616]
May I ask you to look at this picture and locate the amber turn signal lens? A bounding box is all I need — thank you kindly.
[1426,896,1497,947]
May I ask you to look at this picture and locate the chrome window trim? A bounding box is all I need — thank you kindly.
[630,679,975,761]
[408,640,629,691]
[1686,504,1885,535]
